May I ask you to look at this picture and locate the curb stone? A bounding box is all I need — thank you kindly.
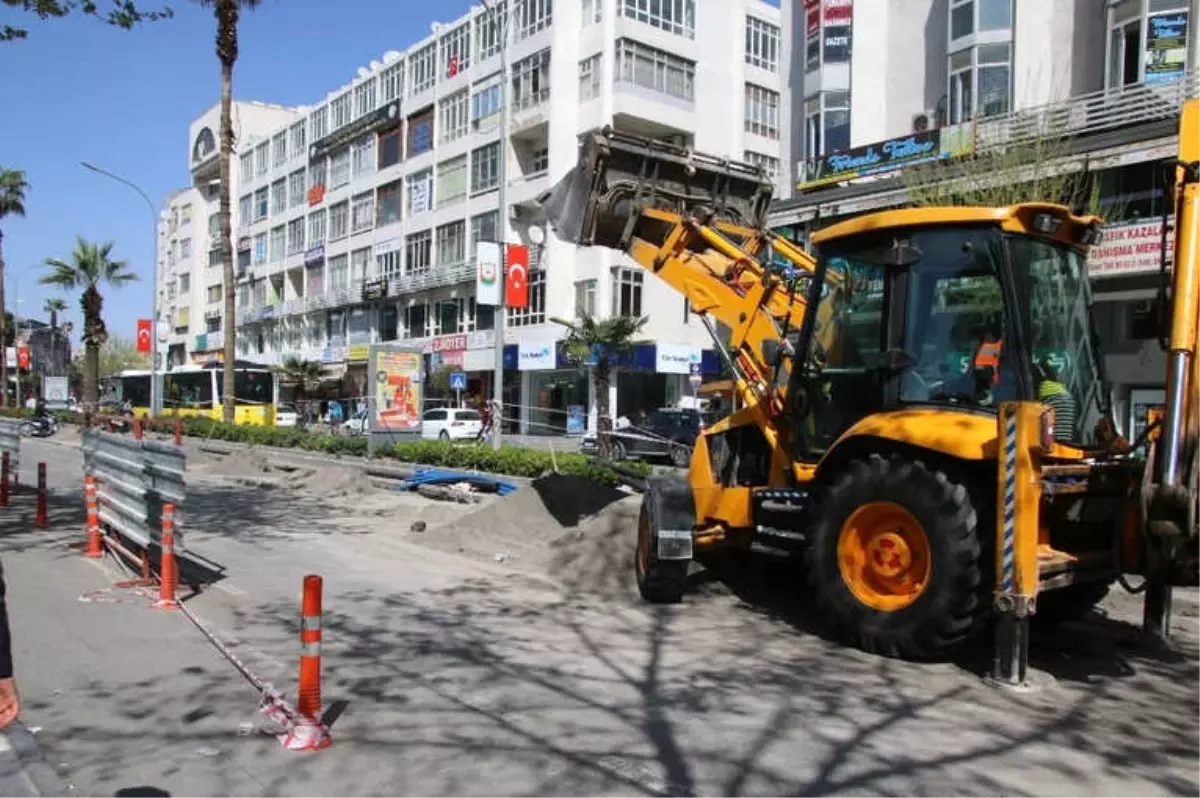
[0,721,68,797]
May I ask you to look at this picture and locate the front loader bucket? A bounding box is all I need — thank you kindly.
[538,126,775,249]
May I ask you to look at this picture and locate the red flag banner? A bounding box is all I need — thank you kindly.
[136,319,153,353]
[505,245,530,309]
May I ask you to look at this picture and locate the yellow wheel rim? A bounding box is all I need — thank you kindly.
[837,501,931,612]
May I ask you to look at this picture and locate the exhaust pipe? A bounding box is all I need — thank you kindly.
[538,126,775,249]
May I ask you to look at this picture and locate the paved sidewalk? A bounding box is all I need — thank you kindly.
[0,721,66,797]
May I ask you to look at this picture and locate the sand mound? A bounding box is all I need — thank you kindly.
[548,495,642,597]
[295,464,375,498]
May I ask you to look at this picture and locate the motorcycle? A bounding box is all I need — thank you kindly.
[20,415,58,438]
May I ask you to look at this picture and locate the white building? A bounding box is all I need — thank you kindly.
[179,0,782,434]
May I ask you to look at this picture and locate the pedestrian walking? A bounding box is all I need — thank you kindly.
[328,398,344,435]
[0,558,18,728]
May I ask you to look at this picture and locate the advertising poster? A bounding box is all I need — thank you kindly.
[372,347,423,431]
[43,376,69,410]
[1145,11,1189,86]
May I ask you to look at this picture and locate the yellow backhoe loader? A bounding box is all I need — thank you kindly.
[538,100,1198,682]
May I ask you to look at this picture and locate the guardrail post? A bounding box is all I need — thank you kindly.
[1,452,8,507]
[35,463,47,529]
[174,418,183,447]
[153,504,179,610]
[85,476,103,558]
[298,575,324,719]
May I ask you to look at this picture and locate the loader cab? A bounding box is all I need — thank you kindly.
[790,204,1109,460]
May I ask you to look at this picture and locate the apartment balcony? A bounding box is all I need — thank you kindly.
[510,91,550,136]
[386,262,473,297]
[507,170,551,212]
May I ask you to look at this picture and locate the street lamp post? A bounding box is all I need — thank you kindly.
[80,162,161,416]
[482,0,510,451]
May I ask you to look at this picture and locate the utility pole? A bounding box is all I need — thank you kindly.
[483,0,510,451]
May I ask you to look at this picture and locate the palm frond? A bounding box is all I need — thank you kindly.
[0,167,29,218]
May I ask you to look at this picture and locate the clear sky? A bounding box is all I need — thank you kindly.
[0,0,477,347]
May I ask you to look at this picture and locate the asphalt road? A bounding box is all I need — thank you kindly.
[1,433,1197,797]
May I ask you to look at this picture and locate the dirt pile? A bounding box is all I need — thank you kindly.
[417,473,644,598]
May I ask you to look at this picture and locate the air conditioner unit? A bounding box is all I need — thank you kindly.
[911,110,937,133]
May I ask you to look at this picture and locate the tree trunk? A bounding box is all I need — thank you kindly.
[594,363,613,460]
[219,48,237,424]
[83,342,99,423]
[0,236,7,409]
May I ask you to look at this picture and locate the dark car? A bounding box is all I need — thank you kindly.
[581,407,712,467]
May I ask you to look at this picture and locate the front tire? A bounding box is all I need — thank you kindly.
[635,478,693,603]
[807,454,988,660]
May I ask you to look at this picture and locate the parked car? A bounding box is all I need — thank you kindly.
[344,407,370,436]
[275,403,299,427]
[422,407,483,441]
[581,407,712,467]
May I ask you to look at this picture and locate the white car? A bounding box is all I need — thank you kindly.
[344,409,370,436]
[275,404,298,427]
[422,407,483,441]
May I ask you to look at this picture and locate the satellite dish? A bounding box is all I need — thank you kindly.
[529,226,545,245]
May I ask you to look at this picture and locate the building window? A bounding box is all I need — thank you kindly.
[406,230,433,275]
[328,254,349,294]
[439,90,470,143]
[439,23,471,77]
[310,105,328,141]
[289,122,306,159]
[330,92,351,130]
[950,0,1012,41]
[269,225,285,262]
[377,180,403,227]
[253,232,267,265]
[381,61,404,103]
[614,39,695,102]
[410,43,437,95]
[948,42,1011,123]
[309,160,326,190]
[531,145,548,174]
[579,54,601,100]
[253,188,268,221]
[354,77,377,118]
[804,91,850,157]
[745,16,779,72]
[470,211,499,246]
[254,142,269,176]
[582,0,601,25]
[407,107,434,156]
[289,169,306,208]
[403,302,429,339]
[620,0,695,38]
[178,238,192,259]
[512,48,551,110]
[744,150,780,179]
[351,247,372,282]
[1107,0,1143,88]
[507,269,545,326]
[270,178,287,214]
[379,128,402,169]
[437,155,468,207]
[329,201,349,241]
[744,83,779,139]
[208,284,223,304]
[612,267,643,316]
[436,220,467,267]
[351,135,375,179]
[238,194,252,225]
[308,209,326,244]
[272,133,287,167]
[476,3,505,61]
[239,152,253,183]
[351,192,375,234]
[470,142,500,194]
[471,80,502,125]
[514,0,552,39]
[406,168,433,215]
[178,273,190,293]
[287,218,305,255]
[574,278,597,316]
[330,148,351,189]
[377,247,402,280]
[179,204,192,226]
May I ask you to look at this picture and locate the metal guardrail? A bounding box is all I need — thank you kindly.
[0,418,20,478]
[82,429,187,549]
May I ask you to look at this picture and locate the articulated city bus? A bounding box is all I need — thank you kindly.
[105,363,276,425]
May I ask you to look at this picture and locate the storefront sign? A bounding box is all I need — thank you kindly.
[1145,11,1189,86]
[655,344,703,375]
[303,244,325,265]
[432,333,467,353]
[822,0,851,23]
[361,279,388,301]
[823,24,851,62]
[805,0,820,34]
[1088,218,1175,278]
[372,346,423,431]
[309,102,401,162]
[517,340,555,371]
[797,122,974,190]
[348,344,370,362]
[462,348,494,372]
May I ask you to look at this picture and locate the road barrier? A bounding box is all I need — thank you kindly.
[35,463,47,529]
[153,504,179,610]
[0,419,19,497]
[84,476,102,558]
[298,574,323,719]
[81,428,187,553]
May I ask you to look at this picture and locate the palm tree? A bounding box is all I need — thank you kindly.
[44,297,66,331]
[0,168,30,408]
[199,0,262,423]
[275,356,323,424]
[553,311,648,460]
[39,238,138,424]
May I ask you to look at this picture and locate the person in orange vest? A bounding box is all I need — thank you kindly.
[970,314,1004,404]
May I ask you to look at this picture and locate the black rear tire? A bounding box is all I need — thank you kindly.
[635,477,694,603]
[806,454,989,660]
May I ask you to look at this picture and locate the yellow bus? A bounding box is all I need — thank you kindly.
[106,363,276,425]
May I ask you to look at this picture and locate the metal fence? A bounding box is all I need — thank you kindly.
[81,429,187,549]
[0,418,20,479]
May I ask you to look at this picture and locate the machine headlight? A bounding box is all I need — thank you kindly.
[1032,212,1065,235]
[1077,222,1104,246]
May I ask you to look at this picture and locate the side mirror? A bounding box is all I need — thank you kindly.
[761,339,783,368]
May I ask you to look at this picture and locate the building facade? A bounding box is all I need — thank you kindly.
[772,0,1198,442]
[171,0,783,434]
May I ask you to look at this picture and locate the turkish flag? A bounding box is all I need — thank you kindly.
[505,245,530,309]
[136,319,153,353]
[16,347,29,370]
